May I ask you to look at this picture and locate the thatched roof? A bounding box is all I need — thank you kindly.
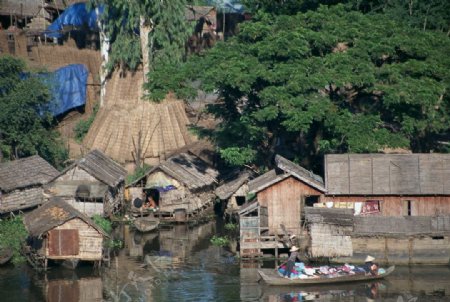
[215,171,251,200]
[325,153,450,195]
[83,70,196,164]
[248,155,326,194]
[0,0,41,17]
[135,152,218,190]
[57,149,127,187]
[23,198,108,237]
[0,155,59,193]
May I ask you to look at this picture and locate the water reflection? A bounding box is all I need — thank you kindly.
[239,261,450,302]
[2,221,450,301]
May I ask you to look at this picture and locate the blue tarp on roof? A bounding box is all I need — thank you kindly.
[46,3,103,38]
[44,64,89,117]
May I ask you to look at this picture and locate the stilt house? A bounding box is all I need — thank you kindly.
[246,155,326,237]
[0,155,59,214]
[23,198,108,270]
[324,154,450,216]
[45,149,127,217]
[129,152,219,221]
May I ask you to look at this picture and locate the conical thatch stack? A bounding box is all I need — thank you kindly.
[83,69,196,169]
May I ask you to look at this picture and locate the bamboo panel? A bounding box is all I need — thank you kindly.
[349,156,372,194]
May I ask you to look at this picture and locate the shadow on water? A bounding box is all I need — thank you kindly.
[2,220,450,301]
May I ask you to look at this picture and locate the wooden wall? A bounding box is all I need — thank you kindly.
[46,218,103,260]
[325,195,450,216]
[257,176,322,235]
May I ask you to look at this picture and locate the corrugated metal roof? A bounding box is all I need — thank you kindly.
[325,153,450,195]
[0,155,59,192]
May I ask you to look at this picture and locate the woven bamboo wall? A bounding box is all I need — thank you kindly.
[0,187,43,213]
[48,218,103,260]
[60,197,104,217]
[310,224,353,257]
[325,154,450,195]
[83,70,196,166]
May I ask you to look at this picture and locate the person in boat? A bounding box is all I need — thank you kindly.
[362,255,379,275]
[283,246,301,279]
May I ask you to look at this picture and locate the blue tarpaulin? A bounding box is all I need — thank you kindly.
[43,64,89,117]
[46,3,103,38]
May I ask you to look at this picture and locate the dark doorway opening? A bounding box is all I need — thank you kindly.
[145,188,160,207]
[305,196,320,207]
[236,196,246,206]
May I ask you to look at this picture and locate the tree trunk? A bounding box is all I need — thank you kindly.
[98,7,110,108]
[140,16,151,83]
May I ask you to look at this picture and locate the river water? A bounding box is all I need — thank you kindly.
[1,220,450,301]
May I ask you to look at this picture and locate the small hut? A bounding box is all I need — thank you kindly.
[247,155,326,237]
[23,198,108,270]
[215,170,252,219]
[0,155,59,214]
[45,149,127,217]
[128,152,219,221]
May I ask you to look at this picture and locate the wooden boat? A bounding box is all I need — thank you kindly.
[258,266,395,286]
[0,247,13,265]
[134,217,160,232]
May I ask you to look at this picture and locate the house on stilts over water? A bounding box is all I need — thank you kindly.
[308,153,450,265]
[128,152,219,222]
[239,153,450,264]
[22,197,108,270]
[0,155,59,215]
[239,155,326,258]
[45,149,127,217]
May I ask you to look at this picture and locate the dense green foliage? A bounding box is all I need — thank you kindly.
[0,56,68,169]
[244,0,450,33]
[210,235,230,247]
[74,104,99,143]
[92,0,192,73]
[92,214,113,233]
[0,216,28,264]
[126,163,151,185]
[147,5,450,170]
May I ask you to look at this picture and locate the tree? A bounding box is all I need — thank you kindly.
[0,56,68,169]
[147,5,450,170]
[92,0,192,75]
